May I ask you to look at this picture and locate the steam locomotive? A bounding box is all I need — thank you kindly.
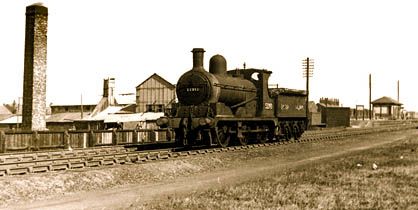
[157,48,307,147]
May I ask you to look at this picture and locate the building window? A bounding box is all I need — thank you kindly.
[146,105,153,112]
[157,104,163,112]
[145,104,164,112]
[381,107,388,114]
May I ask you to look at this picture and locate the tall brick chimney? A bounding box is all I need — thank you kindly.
[21,3,48,130]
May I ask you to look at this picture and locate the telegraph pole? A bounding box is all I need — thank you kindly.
[397,80,400,102]
[369,74,372,120]
[302,57,314,127]
[80,94,84,119]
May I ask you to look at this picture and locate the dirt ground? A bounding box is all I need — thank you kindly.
[2,129,417,210]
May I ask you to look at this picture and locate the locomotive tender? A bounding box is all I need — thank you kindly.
[158,48,308,147]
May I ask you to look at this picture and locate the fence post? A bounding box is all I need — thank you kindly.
[133,130,138,144]
[112,129,117,145]
[88,130,95,147]
[32,131,40,151]
[166,129,172,141]
[64,130,71,150]
[150,131,156,142]
[0,131,6,153]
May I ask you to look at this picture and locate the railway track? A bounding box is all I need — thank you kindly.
[1,123,417,176]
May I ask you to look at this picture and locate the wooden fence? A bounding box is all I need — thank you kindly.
[0,129,172,153]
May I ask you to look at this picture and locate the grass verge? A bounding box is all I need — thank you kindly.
[142,136,418,209]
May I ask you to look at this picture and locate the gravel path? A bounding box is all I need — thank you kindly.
[2,129,417,210]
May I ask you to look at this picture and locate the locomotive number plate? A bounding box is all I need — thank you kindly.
[296,105,304,110]
[281,104,289,110]
[264,103,273,110]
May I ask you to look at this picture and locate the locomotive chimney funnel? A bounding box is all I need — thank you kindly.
[192,48,205,71]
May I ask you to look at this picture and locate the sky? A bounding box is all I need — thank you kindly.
[1,0,417,110]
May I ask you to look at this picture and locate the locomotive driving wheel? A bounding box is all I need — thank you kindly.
[257,132,267,143]
[238,135,249,146]
[238,125,249,146]
[257,126,270,143]
[293,125,300,140]
[284,125,292,141]
[217,126,230,148]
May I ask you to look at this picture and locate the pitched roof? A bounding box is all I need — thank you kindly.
[0,105,13,115]
[136,73,175,89]
[50,95,102,106]
[115,94,136,105]
[371,96,402,105]
[317,103,340,108]
[103,112,164,123]
[88,106,125,121]
[0,115,22,124]
[46,112,91,122]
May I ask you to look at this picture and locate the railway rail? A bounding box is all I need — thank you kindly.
[1,123,417,176]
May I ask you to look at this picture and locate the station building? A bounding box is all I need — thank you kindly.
[371,96,403,119]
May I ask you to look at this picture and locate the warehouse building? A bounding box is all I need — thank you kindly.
[135,73,176,113]
[317,98,351,127]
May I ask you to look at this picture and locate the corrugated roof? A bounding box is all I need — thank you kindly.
[0,113,94,124]
[104,112,164,123]
[139,112,164,121]
[0,115,22,124]
[50,95,102,106]
[115,94,136,105]
[46,112,91,122]
[89,106,124,120]
[371,96,402,105]
[0,112,164,124]
[103,113,141,123]
[50,104,97,108]
[0,105,12,115]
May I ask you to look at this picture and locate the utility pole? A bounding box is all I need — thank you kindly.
[17,97,22,129]
[369,74,372,120]
[80,94,84,119]
[397,80,400,102]
[397,80,400,119]
[302,57,314,128]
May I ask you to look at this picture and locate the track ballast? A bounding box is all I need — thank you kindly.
[1,123,417,176]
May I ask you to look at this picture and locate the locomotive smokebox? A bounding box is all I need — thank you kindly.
[192,48,205,71]
[177,49,256,107]
[209,55,227,75]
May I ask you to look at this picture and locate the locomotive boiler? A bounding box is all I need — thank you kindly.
[158,48,308,147]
